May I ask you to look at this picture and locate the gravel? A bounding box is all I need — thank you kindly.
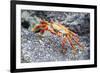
[21,27,90,63]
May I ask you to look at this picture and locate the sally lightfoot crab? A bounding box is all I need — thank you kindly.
[31,17,84,54]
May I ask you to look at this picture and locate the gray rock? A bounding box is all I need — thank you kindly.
[21,10,90,63]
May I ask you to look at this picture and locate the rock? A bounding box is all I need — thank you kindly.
[21,10,90,63]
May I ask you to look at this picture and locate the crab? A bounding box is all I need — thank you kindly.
[31,16,84,54]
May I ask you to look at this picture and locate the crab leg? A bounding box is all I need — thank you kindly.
[69,31,84,49]
[61,36,68,54]
[71,35,84,50]
[39,25,48,34]
[32,22,47,32]
[67,35,77,54]
[70,31,80,42]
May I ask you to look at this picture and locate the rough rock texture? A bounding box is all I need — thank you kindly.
[21,10,90,63]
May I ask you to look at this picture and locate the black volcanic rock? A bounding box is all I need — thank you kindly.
[21,21,30,29]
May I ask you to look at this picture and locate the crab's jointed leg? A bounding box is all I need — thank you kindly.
[61,36,68,54]
[66,35,77,54]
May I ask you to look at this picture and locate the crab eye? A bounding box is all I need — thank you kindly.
[21,21,30,29]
